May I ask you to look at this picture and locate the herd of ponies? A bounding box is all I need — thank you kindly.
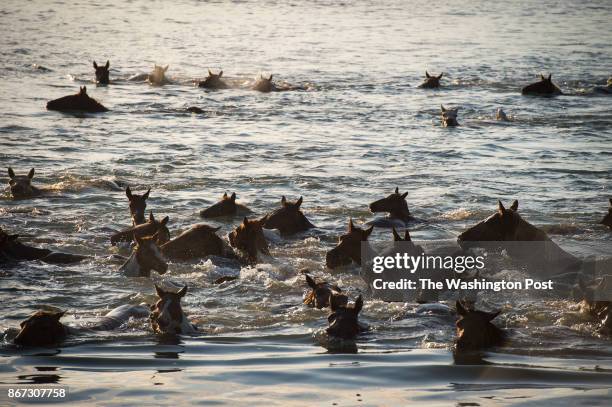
[45,61,612,126]
[4,60,612,351]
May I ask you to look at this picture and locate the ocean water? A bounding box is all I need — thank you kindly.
[1,0,611,405]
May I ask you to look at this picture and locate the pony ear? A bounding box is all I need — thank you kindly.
[126,186,132,199]
[348,218,355,232]
[404,229,412,241]
[8,167,15,179]
[395,187,399,194]
[93,61,98,69]
[510,200,519,211]
[364,225,374,239]
[456,300,467,316]
[281,196,287,206]
[178,285,188,297]
[82,86,87,94]
[401,191,408,199]
[149,211,155,222]
[208,69,213,76]
[154,284,165,297]
[105,60,110,69]
[441,104,446,112]
[425,71,430,78]
[160,216,169,226]
[142,188,150,200]
[497,200,506,215]
[53,311,66,321]
[305,274,317,289]
[296,196,303,208]
[243,217,249,226]
[438,72,443,79]
[164,65,169,72]
[28,168,35,179]
[354,295,363,314]
[268,74,273,81]
[541,74,546,81]
[547,74,552,81]
[392,227,402,241]
[230,192,236,201]
[219,70,223,77]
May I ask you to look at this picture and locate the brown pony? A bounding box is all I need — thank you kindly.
[110,211,170,246]
[252,74,276,92]
[118,233,168,277]
[125,186,150,225]
[457,200,581,275]
[150,285,197,334]
[160,224,228,261]
[263,196,315,235]
[419,71,443,88]
[200,192,251,218]
[7,167,40,199]
[229,217,270,263]
[326,295,364,340]
[455,301,505,350]
[0,228,87,264]
[304,274,347,309]
[326,219,374,269]
[441,105,459,127]
[46,86,108,112]
[14,304,150,346]
[368,187,413,226]
[93,60,110,84]
[521,73,562,96]
[198,69,228,89]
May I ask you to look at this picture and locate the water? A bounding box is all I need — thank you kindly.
[1,0,612,405]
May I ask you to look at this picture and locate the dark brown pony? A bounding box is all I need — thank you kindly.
[93,60,110,84]
[263,196,315,235]
[326,295,364,340]
[455,301,505,350]
[46,86,108,112]
[457,200,581,275]
[110,211,170,246]
[601,199,612,229]
[326,219,374,269]
[150,285,197,334]
[160,224,227,261]
[252,74,276,92]
[521,74,562,96]
[198,69,228,89]
[118,233,168,277]
[14,305,150,346]
[369,187,413,226]
[7,167,40,199]
[125,186,150,225]
[441,105,459,127]
[0,228,87,264]
[229,216,270,263]
[419,71,443,88]
[304,274,347,309]
[200,191,251,218]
